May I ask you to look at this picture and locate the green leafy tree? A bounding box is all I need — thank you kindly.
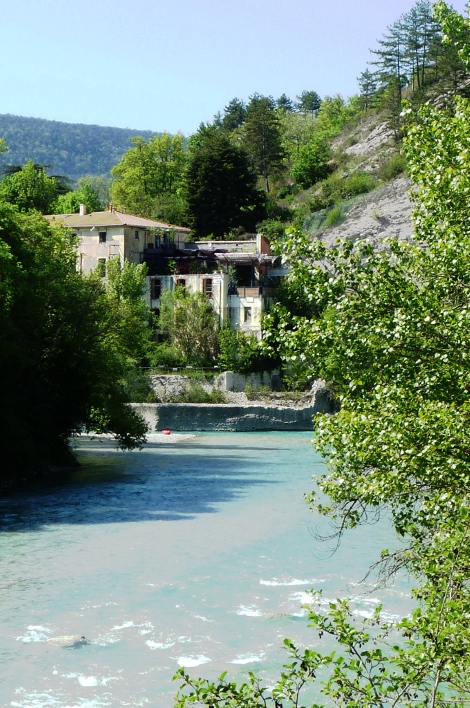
[295,89,322,116]
[0,159,60,213]
[218,326,276,373]
[158,286,219,366]
[54,181,102,214]
[290,134,331,188]
[174,6,470,701]
[242,94,287,192]
[111,132,188,222]
[184,127,265,238]
[76,174,112,209]
[0,205,149,479]
[0,138,7,155]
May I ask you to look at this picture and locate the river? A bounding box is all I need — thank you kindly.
[0,432,410,707]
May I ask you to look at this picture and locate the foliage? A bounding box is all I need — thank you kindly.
[218,326,277,374]
[0,159,61,213]
[158,287,219,366]
[310,171,378,212]
[290,134,331,188]
[323,204,343,227]
[169,381,227,404]
[0,138,7,155]
[276,93,295,112]
[377,153,408,181]
[54,181,102,214]
[257,218,286,241]
[184,127,265,238]
[76,174,112,208]
[242,94,287,192]
[220,98,247,132]
[176,13,470,702]
[0,113,159,181]
[0,205,149,479]
[175,585,470,706]
[295,90,322,116]
[111,132,188,222]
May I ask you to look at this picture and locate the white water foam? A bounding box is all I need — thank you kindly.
[176,655,211,667]
[230,654,264,664]
[260,578,322,586]
[15,625,53,642]
[146,640,175,650]
[236,605,262,617]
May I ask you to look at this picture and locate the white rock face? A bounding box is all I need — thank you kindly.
[320,177,414,249]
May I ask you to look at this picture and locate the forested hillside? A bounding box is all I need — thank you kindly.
[0,114,158,180]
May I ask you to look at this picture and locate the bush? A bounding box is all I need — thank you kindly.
[324,205,344,227]
[169,381,227,404]
[309,170,377,212]
[218,327,277,373]
[121,369,156,403]
[378,152,407,181]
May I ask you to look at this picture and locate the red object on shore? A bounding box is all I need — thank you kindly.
[162,429,171,435]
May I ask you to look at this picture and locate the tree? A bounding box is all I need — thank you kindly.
[174,5,470,700]
[242,94,286,192]
[111,132,188,222]
[221,98,246,132]
[276,93,294,112]
[358,69,379,109]
[0,204,149,479]
[184,127,265,238]
[54,181,102,214]
[0,138,7,155]
[158,286,219,366]
[295,89,322,116]
[76,174,112,209]
[290,134,331,188]
[0,159,61,213]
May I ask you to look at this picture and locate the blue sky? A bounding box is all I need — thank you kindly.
[1,0,467,135]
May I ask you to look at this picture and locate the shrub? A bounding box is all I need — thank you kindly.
[378,152,407,181]
[324,205,344,227]
[170,382,227,404]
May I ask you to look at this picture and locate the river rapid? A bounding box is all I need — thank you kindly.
[0,432,410,707]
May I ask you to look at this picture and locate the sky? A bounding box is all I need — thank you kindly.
[1,0,467,136]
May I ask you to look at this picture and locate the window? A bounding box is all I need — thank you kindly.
[203,279,213,297]
[135,230,139,239]
[151,278,162,299]
[97,258,106,277]
[99,231,106,243]
[244,307,252,324]
[176,279,186,288]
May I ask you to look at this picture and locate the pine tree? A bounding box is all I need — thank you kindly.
[242,94,286,192]
[357,69,379,109]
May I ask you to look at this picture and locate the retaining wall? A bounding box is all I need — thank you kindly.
[131,393,333,433]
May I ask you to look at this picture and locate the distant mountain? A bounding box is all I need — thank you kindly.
[0,114,159,182]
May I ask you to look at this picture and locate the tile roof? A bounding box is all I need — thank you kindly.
[45,210,190,232]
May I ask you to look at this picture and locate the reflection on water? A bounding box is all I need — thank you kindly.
[0,432,410,707]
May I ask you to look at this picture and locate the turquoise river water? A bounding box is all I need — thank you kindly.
[0,432,410,707]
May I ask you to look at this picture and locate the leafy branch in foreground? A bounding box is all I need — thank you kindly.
[174,2,470,703]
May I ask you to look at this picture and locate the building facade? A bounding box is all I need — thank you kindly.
[47,206,280,340]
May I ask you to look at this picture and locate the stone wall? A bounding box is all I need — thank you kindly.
[131,391,333,433]
[150,371,281,401]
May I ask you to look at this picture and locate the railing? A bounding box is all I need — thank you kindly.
[231,287,278,298]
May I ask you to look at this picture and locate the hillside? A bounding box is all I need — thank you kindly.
[0,114,159,181]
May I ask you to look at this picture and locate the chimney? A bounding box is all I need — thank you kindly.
[79,203,87,216]
[109,204,115,213]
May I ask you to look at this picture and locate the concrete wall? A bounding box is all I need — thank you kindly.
[130,403,325,432]
[131,384,333,431]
